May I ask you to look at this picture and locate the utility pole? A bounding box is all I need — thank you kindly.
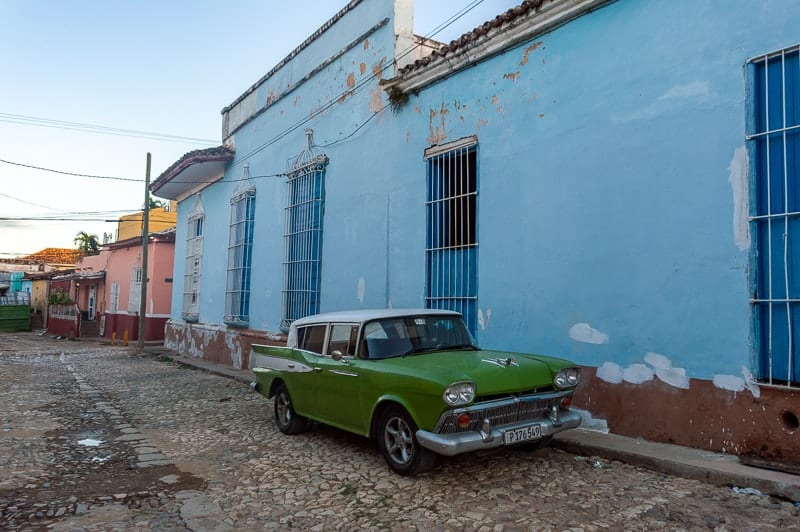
[137,153,151,352]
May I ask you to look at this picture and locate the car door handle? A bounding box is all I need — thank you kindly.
[313,367,322,372]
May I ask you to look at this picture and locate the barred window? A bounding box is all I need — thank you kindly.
[183,196,204,322]
[424,137,479,334]
[224,186,256,327]
[281,130,328,330]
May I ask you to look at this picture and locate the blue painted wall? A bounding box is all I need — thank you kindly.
[172,0,800,381]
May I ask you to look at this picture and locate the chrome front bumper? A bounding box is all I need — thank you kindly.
[415,409,582,456]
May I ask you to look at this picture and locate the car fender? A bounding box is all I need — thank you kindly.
[368,393,436,439]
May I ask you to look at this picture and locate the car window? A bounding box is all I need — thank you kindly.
[296,325,327,354]
[361,315,476,359]
[327,324,358,357]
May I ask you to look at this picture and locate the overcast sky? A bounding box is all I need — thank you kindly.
[0,0,519,258]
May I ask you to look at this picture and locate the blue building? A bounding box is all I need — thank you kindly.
[152,0,800,468]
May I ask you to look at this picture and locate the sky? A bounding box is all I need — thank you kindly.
[0,0,519,258]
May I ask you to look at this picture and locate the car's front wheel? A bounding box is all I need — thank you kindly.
[273,383,307,435]
[378,405,436,476]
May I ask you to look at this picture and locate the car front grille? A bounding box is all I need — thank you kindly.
[435,392,567,434]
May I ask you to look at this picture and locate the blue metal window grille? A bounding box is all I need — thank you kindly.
[225,187,256,327]
[748,44,800,387]
[425,138,478,335]
[183,196,204,322]
[281,130,328,330]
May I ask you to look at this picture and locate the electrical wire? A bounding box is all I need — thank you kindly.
[0,158,142,182]
[0,112,218,145]
[0,1,488,192]
[232,0,487,165]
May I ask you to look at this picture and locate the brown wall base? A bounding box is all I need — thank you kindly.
[574,367,800,468]
[103,314,168,342]
[164,320,286,370]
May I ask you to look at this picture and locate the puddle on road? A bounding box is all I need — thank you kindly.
[77,438,103,447]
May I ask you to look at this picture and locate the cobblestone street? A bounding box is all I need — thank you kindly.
[1,332,798,531]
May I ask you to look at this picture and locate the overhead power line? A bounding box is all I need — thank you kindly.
[0,158,142,182]
[0,112,218,145]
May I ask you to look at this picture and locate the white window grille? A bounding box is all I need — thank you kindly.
[129,267,143,314]
[225,166,256,327]
[183,196,204,321]
[424,136,479,334]
[110,281,119,312]
[748,43,800,387]
[281,130,328,330]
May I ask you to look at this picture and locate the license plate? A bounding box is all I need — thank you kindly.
[503,423,542,445]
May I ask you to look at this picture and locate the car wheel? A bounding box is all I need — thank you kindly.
[273,383,307,435]
[378,406,436,476]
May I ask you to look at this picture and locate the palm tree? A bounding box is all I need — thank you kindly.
[74,231,100,255]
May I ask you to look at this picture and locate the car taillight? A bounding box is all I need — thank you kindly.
[457,413,471,428]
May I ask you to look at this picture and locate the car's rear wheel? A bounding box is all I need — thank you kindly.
[273,383,307,435]
[378,405,436,476]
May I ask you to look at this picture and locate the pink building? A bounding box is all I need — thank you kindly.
[49,229,175,342]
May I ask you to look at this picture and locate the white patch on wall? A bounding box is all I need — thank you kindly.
[741,367,761,399]
[596,362,623,384]
[728,146,750,250]
[571,408,609,433]
[357,278,365,304]
[478,308,492,331]
[644,351,690,389]
[623,363,654,384]
[659,81,710,100]
[712,374,746,392]
[569,323,609,344]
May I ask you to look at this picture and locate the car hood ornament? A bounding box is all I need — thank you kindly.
[482,357,519,368]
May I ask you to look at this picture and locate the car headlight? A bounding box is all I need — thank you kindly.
[554,367,581,389]
[443,382,475,406]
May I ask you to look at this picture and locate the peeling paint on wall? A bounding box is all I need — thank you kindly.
[659,80,710,100]
[346,72,356,88]
[359,62,367,75]
[712,373,746,392]
[572,408,609,433]
[645,351,690,389]
[623,363,654,384]
[357,277,365,304]
[597,352,689,389]
[519,41,543,66]
[596,362,623,384]
[728,146,750,250]
[477,308,492,331]
[427,104,448,145]
[569,322,609,344]
[503,71,520,82]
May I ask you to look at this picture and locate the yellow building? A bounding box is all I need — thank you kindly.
[116,201,177,241]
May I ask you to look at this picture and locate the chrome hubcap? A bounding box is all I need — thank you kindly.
[276,393,291,427]
[384,416,414,465]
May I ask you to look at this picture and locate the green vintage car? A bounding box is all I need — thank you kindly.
[251,309,581,475]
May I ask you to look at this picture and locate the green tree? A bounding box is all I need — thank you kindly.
[74,231,100,255]
[147,197,166,209]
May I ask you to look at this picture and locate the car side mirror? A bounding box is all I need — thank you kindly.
[332,349,344,361]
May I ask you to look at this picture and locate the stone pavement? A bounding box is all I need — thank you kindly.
[2,333,799,530]
[159,349,800,502]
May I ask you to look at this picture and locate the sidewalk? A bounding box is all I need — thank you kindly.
[152,348,800,502]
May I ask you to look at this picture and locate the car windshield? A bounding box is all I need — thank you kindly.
[361,315,477,360]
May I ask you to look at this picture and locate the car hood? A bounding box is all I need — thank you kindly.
[379,349,558,395]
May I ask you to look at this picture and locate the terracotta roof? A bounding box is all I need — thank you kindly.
[19,248,85,265]
[398,0,547,77]
[150,146,235,191]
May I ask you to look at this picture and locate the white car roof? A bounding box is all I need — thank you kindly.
[290,308,462,328]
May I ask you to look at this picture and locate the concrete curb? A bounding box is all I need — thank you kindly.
[153,348,800,502]
[553,429,800,502]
